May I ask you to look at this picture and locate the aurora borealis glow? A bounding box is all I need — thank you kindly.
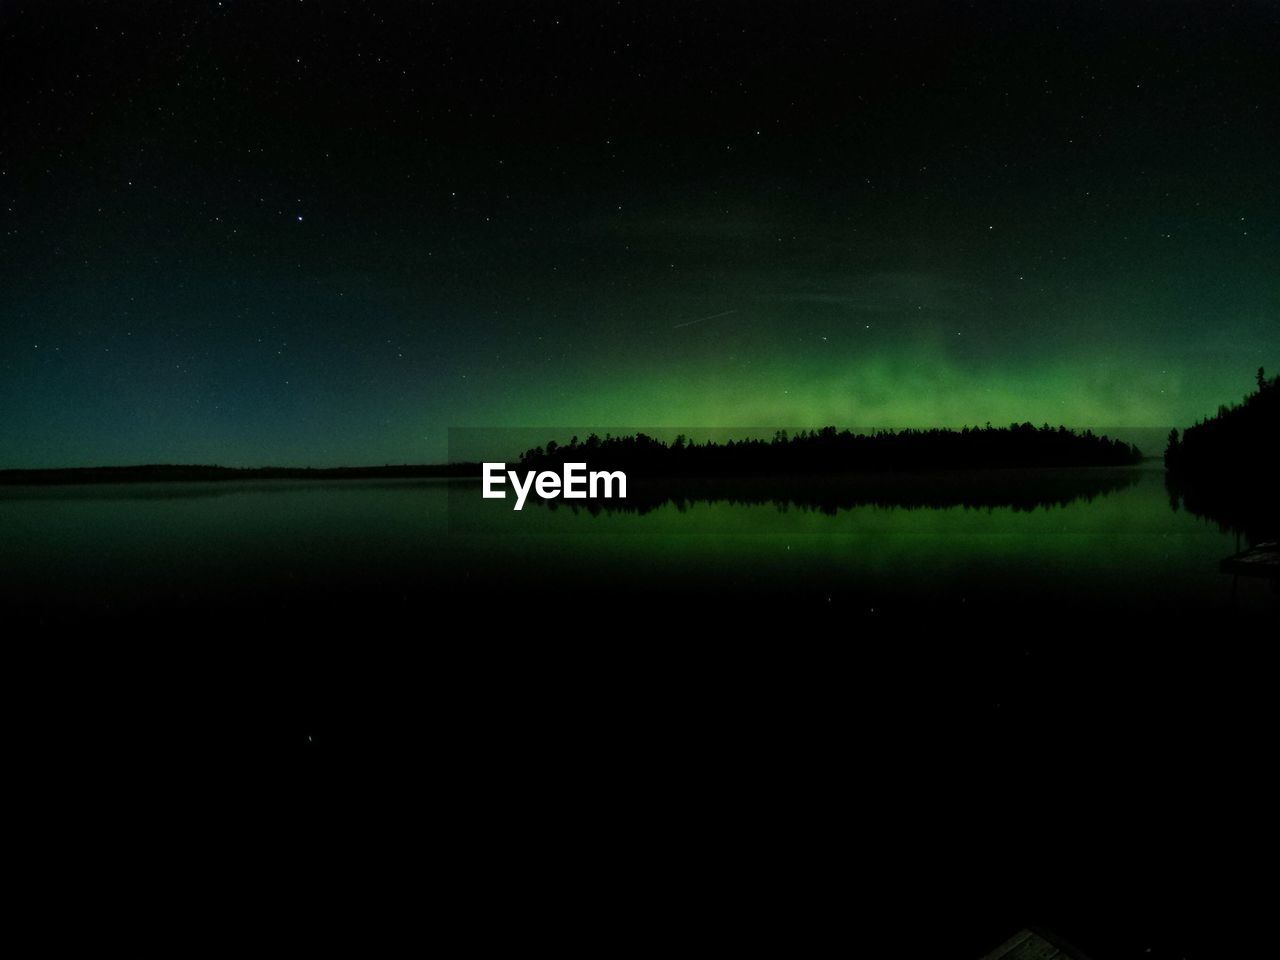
[2,3,1276,467]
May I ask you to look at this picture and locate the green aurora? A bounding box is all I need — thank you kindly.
[1,4,1275,467]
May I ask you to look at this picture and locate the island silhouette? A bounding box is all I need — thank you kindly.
[515,422,1144,476]
[452,423,1144,516]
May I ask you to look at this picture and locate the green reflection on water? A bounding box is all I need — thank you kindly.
[0,467,1267,620]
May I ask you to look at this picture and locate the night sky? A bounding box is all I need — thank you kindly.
[2,1,1276,468]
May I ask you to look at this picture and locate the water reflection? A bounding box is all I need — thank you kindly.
[534,468,1143,517]
[3,467,1274,628]
[1165,471,1278,545]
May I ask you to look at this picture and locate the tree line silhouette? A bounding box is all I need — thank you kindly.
[2,424,1144,488]
[1165,367,1279,543]
[517,423,1143,476]
[1164,367,1278,476]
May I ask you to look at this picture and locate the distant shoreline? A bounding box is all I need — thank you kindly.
[0,464,480,486]
[0,460,1157,487]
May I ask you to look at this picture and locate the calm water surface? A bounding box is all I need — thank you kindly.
[1,465,1271,626]
[5,466,1270,960]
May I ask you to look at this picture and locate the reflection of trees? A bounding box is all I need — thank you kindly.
[536,469,1142,517]
[1166,473,1278,545]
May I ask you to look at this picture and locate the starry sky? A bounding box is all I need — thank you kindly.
[2,1,1276,467]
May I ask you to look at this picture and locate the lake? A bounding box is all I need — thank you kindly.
[1,463,1272,630]
[5,463,1271,958]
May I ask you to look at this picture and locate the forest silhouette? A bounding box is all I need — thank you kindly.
[2,423,1142,488]
[517,423,1143,478]
[500,423,1144,518]
[1165,368,1279,543]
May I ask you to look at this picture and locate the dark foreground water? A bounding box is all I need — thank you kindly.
[3,465,1274,959]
